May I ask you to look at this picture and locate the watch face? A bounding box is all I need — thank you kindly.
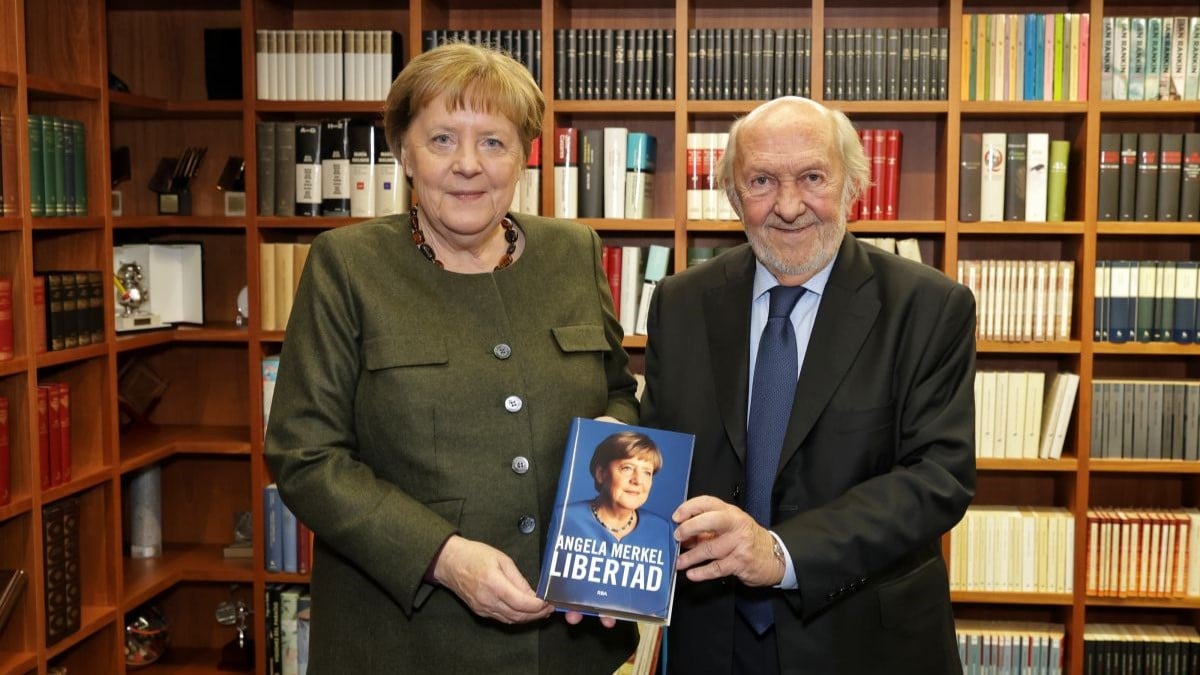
[236,286,249,317]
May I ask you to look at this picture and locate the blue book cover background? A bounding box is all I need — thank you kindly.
[537,417,694,624]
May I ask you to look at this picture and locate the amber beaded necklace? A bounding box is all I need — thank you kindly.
[409,206,518,271]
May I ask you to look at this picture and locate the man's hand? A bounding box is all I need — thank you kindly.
[673,496,785,587]
[432,535,554,624]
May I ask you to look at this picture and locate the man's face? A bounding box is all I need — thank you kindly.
[732,104,846,284]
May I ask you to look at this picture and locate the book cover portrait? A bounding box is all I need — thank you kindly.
[537,417,694,624]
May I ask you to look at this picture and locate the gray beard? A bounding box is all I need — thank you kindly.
[748,218,845,279]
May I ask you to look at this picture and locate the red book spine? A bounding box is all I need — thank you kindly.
[32,275,47,355]
[859,129,875,220]
[297,522,311,574]
[38,386,49,489]
[46,385,61,486]
[55,382,70,483]
[884,129,903,220]
[606,246,622,318]
[0,396,9,505]
[0,278,12,361]
[872,129,887,219]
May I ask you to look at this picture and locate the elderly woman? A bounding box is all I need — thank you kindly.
[264,43,639,674]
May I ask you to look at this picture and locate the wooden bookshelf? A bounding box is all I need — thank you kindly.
[0,0,1196,673]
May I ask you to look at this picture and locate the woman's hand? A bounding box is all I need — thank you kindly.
[432,535,554,624]
[563,611,617,628]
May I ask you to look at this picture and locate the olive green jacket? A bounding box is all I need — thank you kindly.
[264,213,639,674]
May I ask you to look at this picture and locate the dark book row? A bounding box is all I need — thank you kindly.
[959,132,1070,223]
[1098,132,1200,222]
[556,29,675,101]
[256,119,408,219]
[36,383,72,489]
[423,29,541,86]
[27,115,88,218]
[688,28,811,101]
[1091,380,1200,461]
[1084,625,1200,675]
[1094,260,1200,345]
[43,497,80,648]
[36,272,105,353]
[824,27,949,101]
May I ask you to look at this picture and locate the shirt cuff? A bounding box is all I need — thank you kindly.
[769,530,798,589]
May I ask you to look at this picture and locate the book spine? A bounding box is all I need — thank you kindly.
[553,127,578,219]
[1181,133,1200,221]
[0,397,7,505]
[294,123,322,216]
[979,132,1006,221]
[1134,132,1161,221]
[1046,140,1070,222]
[579,129,604,218]
[1024,133,1049,222]
[319,118,350,215]
[1097,133,1121,220]
[1157,133,1183,221]
[959,133,982,222]
[1004,133,1028,220]
[624,133,656,219]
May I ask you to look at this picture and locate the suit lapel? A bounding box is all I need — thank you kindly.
[777,236,881,476]
[703,247,757,465]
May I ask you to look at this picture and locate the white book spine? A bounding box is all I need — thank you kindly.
[553,165,578,218]
[603,128,629,218]
[1024,133,1049,222]
[686,132,704,220]
[979,132,1007,221]
[349,164,375,218]
[256,30,269,100]
[619,246,640,333]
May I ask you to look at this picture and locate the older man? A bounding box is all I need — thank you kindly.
[643,97,976,674]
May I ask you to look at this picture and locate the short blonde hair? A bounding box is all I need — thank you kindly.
[383,42,545,161]
[717,97,870,215]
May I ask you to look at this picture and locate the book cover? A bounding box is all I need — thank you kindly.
[319,118,351,215]
[1157,133,1183,221]
[579,129,604,219]
[1134,132,1160,221]
[1182,133,1200,221]
[537,417,694,624]
[1045,140,1070,222]
[1097,133,1120,220]
[1118,132,1138,220]
[624,132,656,219]
[1024,132,1049,222]
[958,132,982,222]
[347,121,375,218]
[553,127,578,219]
[294,123,322,217]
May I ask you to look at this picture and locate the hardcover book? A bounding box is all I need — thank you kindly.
[537,417,694,624]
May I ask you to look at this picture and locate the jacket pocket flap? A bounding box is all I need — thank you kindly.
[876,556,947,627]
[551,324,610,353]
[364,336,449,370]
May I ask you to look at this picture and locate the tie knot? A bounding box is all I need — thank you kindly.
[768,285,806,318]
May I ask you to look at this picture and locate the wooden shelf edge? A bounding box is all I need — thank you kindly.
[951,591,1074,605]
[959,101,1087,114]
[1089,459,1200,474]
[124,544,254,610]
[116,325,250,352]
[266,571,312,584]
[1083,596,1200,609]
[0,356,30,377]
[41,466,114,503]
[119,425,253,474]
[254,100,385,114]
[583,218,675,232]
[26,75,102,101]
[1092,342,1200,355]
[0,71,18,88]
[976,340,1081,354]
[44,605,118,659]
[1096,222,1200,236]
[34,343,108,369]
[256,216,365,229]
[0,216,22,231]
[0,495,33,524]
[30,216,105,231]
[554,100,676,113]
[110,92,243,120]
[113,216,245,229]
[976,458,1078,472]
[958,221,1085,235]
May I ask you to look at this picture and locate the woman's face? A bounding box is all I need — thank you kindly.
[601,455,656,512]
[401,92,523,240]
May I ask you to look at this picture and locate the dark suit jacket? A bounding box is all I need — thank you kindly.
[265,214,639,674]
[642,236,976,674]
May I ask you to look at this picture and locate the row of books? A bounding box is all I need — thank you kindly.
[849,129,903,221]
[254,30,403,102]
[265,583,311,675]
[949,505,1076,594]
[955,620,1065,675]
[42,497,80,647]
[957,260,1076,343]
[603,245,671,336]
[260,243,312,333]
[1083,624,1200,675]
[856,237,926,265]
[684,246,736,268]
[824,27,948,101]
[27,115,88,217]
[423,29,541,87]
[973,371,1080,461]
[37,384,71,490]
[688,28,811,101]
[959,132,1070,223]
[962,13,1090,102]
[263,484,313,575]
[1085,508,1199,599]
[684,132,733,221]
[1097,132,1200,222]
[0,113,15,216]
[1090,380,1200,462]
[256,120,410,219]
[1101,17,1200,101]
[553,128,656,220]
[38,272,104,353]
[555,29,673,100]
[1094,260,1200,344]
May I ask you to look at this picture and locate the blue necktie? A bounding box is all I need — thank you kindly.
[738,284,806,634]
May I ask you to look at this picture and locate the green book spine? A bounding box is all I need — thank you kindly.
[72,121,87,216]
[40,116,56,217]
[1053,14,1065,101]
[51,117,66,217]
[1046,140,1070,221]
[27,115,44,217]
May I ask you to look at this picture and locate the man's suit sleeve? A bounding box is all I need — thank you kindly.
[778,281,976,620]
